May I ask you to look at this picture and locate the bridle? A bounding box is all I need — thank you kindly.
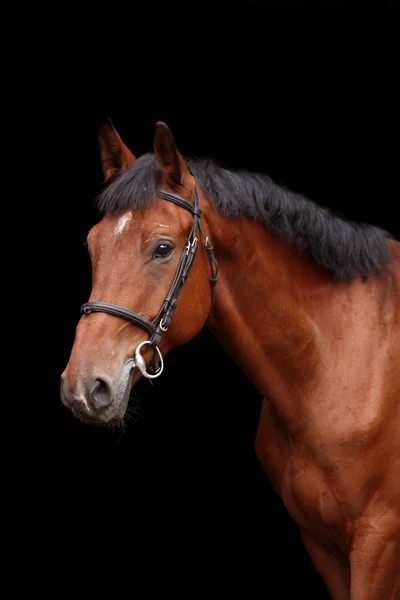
[80,187,218,378]
[80,186,219,379]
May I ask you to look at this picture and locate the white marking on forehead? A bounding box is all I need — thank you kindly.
[114,211,132,236]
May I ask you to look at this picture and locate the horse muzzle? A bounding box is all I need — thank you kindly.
[60,360,135,424]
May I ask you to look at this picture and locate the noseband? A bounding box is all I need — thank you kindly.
[80,187,219,379]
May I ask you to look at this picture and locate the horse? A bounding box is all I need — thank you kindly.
[61,119,400,599]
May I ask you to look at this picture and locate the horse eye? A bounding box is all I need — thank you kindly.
[153,243,174,259]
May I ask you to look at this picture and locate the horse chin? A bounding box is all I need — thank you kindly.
[72,409,126,429]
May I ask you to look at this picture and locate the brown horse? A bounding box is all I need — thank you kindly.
[61,120,400,599]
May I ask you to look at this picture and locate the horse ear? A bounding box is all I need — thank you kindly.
[153,121,191,186]
[98,118,136,182]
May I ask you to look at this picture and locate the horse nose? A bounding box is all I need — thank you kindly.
[91,378,112,410]
[60,374,113,415]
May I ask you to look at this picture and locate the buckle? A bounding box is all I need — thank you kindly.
[185,237,198,255]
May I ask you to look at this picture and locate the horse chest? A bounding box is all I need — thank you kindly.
[255,399,353,549]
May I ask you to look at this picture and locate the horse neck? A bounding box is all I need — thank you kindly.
[204,209,332,413]
[201,200,397,438]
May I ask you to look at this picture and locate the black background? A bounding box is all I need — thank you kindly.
[32,1,399,598]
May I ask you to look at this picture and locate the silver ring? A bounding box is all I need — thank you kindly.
[134,341,164,379]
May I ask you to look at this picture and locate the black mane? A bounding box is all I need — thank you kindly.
[97,154,393,280]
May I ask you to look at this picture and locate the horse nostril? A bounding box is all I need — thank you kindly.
[91,378,112,410]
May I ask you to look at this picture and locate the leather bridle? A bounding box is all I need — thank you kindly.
[80,186,219,379]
